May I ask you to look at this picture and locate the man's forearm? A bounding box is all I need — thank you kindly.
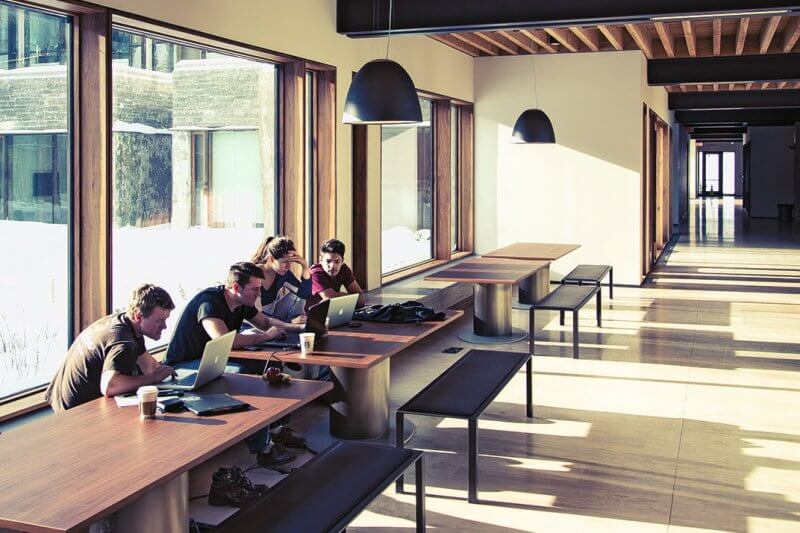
[103,372,164,397]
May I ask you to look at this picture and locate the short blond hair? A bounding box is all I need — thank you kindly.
[126,284,174,318]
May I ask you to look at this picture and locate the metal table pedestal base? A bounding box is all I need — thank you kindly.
[330,360,390,440]
[111,472,188,533]
[513,264,551,310]
[457,327,528,345]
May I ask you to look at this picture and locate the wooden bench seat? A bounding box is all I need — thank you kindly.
[530,284,600,359]
[561,264,614,299]
[396,349,532,504]
[217,441,424,532]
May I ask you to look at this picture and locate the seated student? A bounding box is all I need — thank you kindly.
[250,235,311,323]
[306,239,366,310]
[165,262,302,465]
[45,284,177,413]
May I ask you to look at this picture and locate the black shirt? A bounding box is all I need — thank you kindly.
[45,312,145,413]
[165,286,257,366]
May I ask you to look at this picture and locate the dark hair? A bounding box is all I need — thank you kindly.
[250,235,296,264]
[226,261,266,289]
[320,239,345,257]
[127,284,174,318]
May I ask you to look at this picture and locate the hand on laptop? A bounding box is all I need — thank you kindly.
[262,325,287,341]
[291,315,307,324]
[150,364,177,384]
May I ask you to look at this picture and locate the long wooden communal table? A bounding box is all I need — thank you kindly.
[231,310,463,441]
[0,374,331,533]
[484,242,580,307]
[424,257,548,344]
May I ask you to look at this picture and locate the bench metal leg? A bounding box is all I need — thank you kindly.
[609,267,614,299]
[526,358,533,418]
[529,308,535,355]
[468,418,478,504]
[596,289,602,327]
[573,310,579,359]
[415,456,426,532]
[559,310,565,326]
[395,412,405,493]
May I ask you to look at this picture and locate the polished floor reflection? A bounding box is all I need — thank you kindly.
[344,198,800,532]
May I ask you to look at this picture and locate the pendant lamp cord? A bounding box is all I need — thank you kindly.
[385,0,393,59]
[531,54,539,109]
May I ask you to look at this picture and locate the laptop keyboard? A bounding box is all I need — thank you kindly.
[168,373,197,387]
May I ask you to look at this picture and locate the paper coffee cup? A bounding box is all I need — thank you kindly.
[137,385,158,419]
[299,332,315,355]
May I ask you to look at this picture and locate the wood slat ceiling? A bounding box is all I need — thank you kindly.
[431,15,800,93]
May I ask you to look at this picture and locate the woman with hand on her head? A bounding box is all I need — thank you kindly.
[250,235,312,324]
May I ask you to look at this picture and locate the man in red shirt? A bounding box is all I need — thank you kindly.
[307,239,366,310]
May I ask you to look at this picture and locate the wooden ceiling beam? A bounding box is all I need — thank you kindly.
[735,18,750,55]
[497,29,537,53]
[569,26,600,52]
[625,23,653,59]
[431,34,482,56]
[759,16,782,54]
[653,21,674,58]
[783,17,800,53]
[451,32,499,55]
[544,27,580,52]
[597,24,624,51]
[712,19,722,56]
[682,20,696,57]
[520,28,557,53]
[474,31,519,54]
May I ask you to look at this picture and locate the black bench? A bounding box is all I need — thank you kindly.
[396,349,532,504]
[530,284,600,359]
[217,441,424,532]
[561,264,614,299]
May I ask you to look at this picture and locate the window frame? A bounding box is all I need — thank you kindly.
[377,91,474,285]
[0,2,337,413]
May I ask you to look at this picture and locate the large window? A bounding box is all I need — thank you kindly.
[111,28,278,348]
[381,98,434,274]
[0,3,71,399]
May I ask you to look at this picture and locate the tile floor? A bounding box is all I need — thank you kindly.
[336,198,800,532]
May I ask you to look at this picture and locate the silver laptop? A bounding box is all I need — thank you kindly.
[326,293,359,328]
[158,331,236,391]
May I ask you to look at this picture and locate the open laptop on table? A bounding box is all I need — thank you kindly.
[253,298,330,349]
[157,330,236,390]
[326,293,359,328]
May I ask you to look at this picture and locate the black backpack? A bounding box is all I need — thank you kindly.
[353,301,446,323]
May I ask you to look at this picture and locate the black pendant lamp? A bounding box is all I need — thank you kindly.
[512,56,556,143]
[343,59,422,124]
[512,109,556,143]
[342,0,422,125]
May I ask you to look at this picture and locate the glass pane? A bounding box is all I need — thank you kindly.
[111,28,278,349]
[704,153,720,193]
[0,4,71,399]
[722,151,735,195]
[381,98,433,274]
[450,105,458,252]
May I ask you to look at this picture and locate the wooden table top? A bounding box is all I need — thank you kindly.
[0,375,331,533]
[423,257,549,285]
[484,242,581,261]
[232,310,464,369]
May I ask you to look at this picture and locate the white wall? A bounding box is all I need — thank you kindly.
[92,0,474,289]
[748,126,795,218]
[475,51,662,284]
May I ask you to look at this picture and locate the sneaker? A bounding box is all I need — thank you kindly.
[208,467,263,507]
[257,443,298,467]
[270,426,306,448]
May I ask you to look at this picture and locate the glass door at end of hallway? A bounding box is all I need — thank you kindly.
[699,151,736,197]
